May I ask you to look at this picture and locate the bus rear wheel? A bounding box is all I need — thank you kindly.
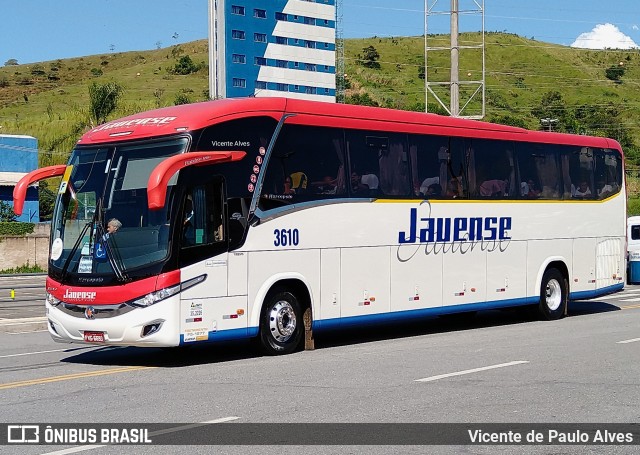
[259,290,303,355]
[538,268,567,320]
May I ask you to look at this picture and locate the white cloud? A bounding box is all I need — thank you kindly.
[571,23,638,49]
[633,24,639,31]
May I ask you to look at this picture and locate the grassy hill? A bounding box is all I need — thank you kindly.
[1,33,640,171]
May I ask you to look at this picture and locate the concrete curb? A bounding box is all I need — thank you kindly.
[0,317,47,333]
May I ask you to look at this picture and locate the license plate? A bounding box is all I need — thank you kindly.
[83,331,105,343]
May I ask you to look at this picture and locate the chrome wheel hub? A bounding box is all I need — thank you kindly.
[545,278,562,311]
[269,300,296,343]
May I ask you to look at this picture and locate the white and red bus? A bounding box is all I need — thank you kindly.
[14,97,626,354]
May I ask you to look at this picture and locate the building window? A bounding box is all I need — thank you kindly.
[233,78,247,88]
[294,85,300,90]
[305,63,317,71]
[276,12,287,21]
[324,65,329,70]
[255,57,267,66]
[232,30,245,40]
[305,86,317,94]
[254,33,267,43]
[305,40,315,49]
[276,83,288,91]
[231,5,245,15]
[256,81,267,90]
[276,36,287,45]
[276,60,288,68]
[294,62,299,68]
[254,8,266,18]
[304,17,315,25]
[232,54,246,64]
[324,88,329,94]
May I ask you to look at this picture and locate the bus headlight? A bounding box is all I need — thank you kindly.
[128,274,206,308]
[129,283,181,308]
[46,292,61,306]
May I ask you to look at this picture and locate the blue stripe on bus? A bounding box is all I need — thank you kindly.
[313,296,539,332]
[180,284,624,344]
[569,283,624,300]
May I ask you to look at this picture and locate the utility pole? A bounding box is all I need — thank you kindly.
[425,0,485,119]
[450,0,459,117]
[208,0,218,99]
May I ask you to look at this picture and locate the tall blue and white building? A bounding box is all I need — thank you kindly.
[209,0,336,102]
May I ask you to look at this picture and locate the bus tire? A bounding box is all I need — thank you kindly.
[259,290,303,355]
[538,268,567,320]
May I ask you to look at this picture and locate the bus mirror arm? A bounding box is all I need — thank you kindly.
[13,164,67,216]
[147,151,246,210]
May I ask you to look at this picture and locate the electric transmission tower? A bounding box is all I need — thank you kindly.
[425,0,485,118]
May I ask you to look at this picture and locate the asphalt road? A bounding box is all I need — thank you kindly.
[1,280,639,454]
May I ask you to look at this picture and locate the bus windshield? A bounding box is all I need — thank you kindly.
[50,137,189,281]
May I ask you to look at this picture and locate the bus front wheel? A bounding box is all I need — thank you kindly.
[538,268,567,320]
[259,290,303,355]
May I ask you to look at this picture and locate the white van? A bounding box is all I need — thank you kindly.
[628,216,640,255]
[627,216,640,283]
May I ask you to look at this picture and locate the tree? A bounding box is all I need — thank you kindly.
[4,58,18,66]
[38,181,55,222]
[0,201,17,222]
[605,64,625,82]
[358,46,381,69]
[171,55,199,75]
[88,81,123,126]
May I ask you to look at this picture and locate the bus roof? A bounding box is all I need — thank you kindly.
[78,97,621,151]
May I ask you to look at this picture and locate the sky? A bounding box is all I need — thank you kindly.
[1,0,640,66]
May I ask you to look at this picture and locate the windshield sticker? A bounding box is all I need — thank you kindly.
[57,165,73,195]
[81,240,91,256]
[94,241,107,262]
[51,238,63,261]
[78,256,93,274]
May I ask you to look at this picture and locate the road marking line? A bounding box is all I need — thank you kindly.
[617,337,640,344]
[0,347,90,359]
[415,360,529,383]
[39,417,241,455]
[617,297,640,302]
[620,304,640,310]
[8,329,49,334]
[0,366,155,390]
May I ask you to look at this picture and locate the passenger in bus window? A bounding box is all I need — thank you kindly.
[290,172,308,193]
[419,176,439,196]
[425,183,442,198]
[351,171,370,196]
[283,176,296,195]
[574,181,592,198]
[523,180,540,198]
[445,178,462,198]
[103,218,121,240]
[361,170,379,196]
[597,180,614,198]
[479,179,508,197]
[311,175,337,194]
